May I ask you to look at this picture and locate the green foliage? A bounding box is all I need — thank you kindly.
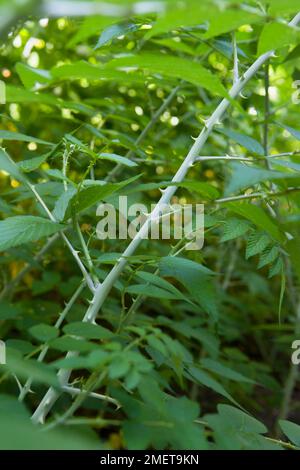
[0,0,299,452]
[0,216,63,250]
[279,420,300,446]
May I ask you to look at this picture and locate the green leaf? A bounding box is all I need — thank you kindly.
[0,147,26,182]
[258,23,299,56]
[125,368,141,390]
[178,181,220,199]
[159,256,218,319]
[45,169,73,184]
[18,155,48,173]
[279,420,300,446]
[287,238,300,285]
[0,301,21,320]
[187,366,240,406]
[126,283,184,300]
[63,322,114,340]
[0,396,101,450]
[52,186,77,222]
[216,128,264,155]
[29,323,59,342]
[246,231,271,259]
[257,246,279,269]
[16,63,51,89]
[225,162,287,196]
[269,0,300,14]
[67,16,118,47]
[74,174,141,214]
[201,358,255,384]
[52,61,146,84]
[159,256,214,278]
[205,406,278,450]
[3,348,59,388]
[0,130,52,146]
[32,271,61,296]
[121,378,207,450]
[228,203,283,242]
[98,153,137,167]
[95,22,138,49]
[106,53,227,96]
[135,270,191,302]
[147,1,260,40]
[108,356,131,379]
[221,217,251,242]
[277,122,300,140]
[49,336,99,353]
[146,335,168,356]
[203,9,261,39]
[0,216,63,251]
[218,404,267,434]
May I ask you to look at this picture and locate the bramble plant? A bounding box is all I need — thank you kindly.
[0,0,300,451]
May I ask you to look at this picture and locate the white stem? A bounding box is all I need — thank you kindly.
[31,11,300,425]
[232,32,239,85]
[62,386,120,408]
[195,152,300,162]
[216,192,263,203]
[29,184,95,292]
[195,156,252,162]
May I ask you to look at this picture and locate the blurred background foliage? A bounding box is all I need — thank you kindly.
[0,0,300,450]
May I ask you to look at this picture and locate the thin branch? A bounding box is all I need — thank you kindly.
[106,84,181,182]
[31,11,300,425]
[74,217,99,287]
[28,183,95,293]
[232,32,239,85]
[216,187,300,204]
[196,156,253,162]
[0,233,59,301]
[18,282,86,402]
[44,371,106,430]
[62,385,120,409]
[194,152,300,162]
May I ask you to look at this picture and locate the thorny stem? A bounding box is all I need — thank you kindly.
[44,371,106,431]
[194,152,300,162]
[62,385,120,408]
[31,11,300,425]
